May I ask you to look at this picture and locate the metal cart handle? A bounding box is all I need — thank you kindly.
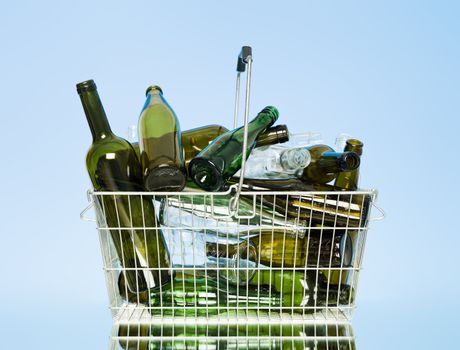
[230,46,253,215]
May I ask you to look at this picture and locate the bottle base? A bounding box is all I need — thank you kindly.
[144,166,186,192]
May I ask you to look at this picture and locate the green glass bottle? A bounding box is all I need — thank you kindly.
[138,85,186,191]
[118,271,354,315]
[189,106,279,191]
[249,270,354,311]
[182,124,289,174]
[207,230,352,268]
[77,80,172,292]
[334,139,363,191]
[300,145,360,185]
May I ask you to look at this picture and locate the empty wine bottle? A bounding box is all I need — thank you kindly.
[183,124,289,173]
[334,139,363,191]
[249,270,354,310]
[300,145,360,185]
[77,80,172,292]
[207,230,352,268]
[234,145,311,179]
[189,106,279,191]
[118,270,354,314]
[138,85,186,191]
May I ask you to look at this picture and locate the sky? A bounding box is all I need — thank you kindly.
[0,1,459,349]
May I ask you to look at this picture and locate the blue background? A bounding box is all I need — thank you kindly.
[1,1,459,349]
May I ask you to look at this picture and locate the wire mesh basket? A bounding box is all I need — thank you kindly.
[80,47,383,349]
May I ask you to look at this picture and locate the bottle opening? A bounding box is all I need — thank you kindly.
[146,85,163,96]
[76,79,97,94]
[339,152,360,171]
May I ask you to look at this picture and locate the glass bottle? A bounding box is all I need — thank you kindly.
[207,230,352,268]
[183,124,289,173]
[138,85,185,191]
[334,139,363,191]
[189,106,279,191]
[77,80,172,292]
[300,145,360,185]
[159,186,308,241]
[234,145,311,179]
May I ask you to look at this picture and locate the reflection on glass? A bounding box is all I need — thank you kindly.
[113,322,356,350]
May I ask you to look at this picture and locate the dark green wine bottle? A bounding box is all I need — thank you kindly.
[77,80,172,292]
[189,106,279,191]
[182,124,289,173]
[334,139,363,191]
[138,85,186,191]
[300,145,360,185]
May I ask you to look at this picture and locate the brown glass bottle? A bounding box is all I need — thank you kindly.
[300,145,360,185]
[334,139,363,191]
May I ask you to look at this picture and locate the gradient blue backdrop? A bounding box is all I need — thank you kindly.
[1,1,458,349]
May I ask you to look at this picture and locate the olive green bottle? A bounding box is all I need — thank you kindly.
[77,80,172,292]
[249,270,354,311]
[334,139,363,191]
[300,145,360,185]
[207,230,352,268]
[138,85,185,191]
[189,106,279,191]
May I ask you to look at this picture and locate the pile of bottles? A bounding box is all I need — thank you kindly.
[77,80,369,317]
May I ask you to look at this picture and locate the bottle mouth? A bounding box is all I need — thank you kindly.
[339,152,360,171]
[146,85,163,96]
[190,158,224,192]
[76,79,97,94]
[345,139,364,156]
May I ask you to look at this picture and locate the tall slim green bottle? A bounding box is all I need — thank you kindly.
[77,80,172,292]
[138,85,186,191]
[300,145,360,185]
[189,106,279,191]
[334,139,363,191]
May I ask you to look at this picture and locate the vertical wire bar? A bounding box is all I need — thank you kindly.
[233,72,241,129]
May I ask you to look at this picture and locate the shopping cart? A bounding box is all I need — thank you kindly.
[81,47,384,350]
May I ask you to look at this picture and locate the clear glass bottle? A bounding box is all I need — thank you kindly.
[235,145,311,179]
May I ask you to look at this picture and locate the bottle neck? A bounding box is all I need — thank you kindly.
[280,148,311,171]
[246,107,278,139]
[255,124,289,147]
[79,89,113,141]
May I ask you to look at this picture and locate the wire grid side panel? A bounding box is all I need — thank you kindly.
[109,322,356,350]
[92,190,374,322]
